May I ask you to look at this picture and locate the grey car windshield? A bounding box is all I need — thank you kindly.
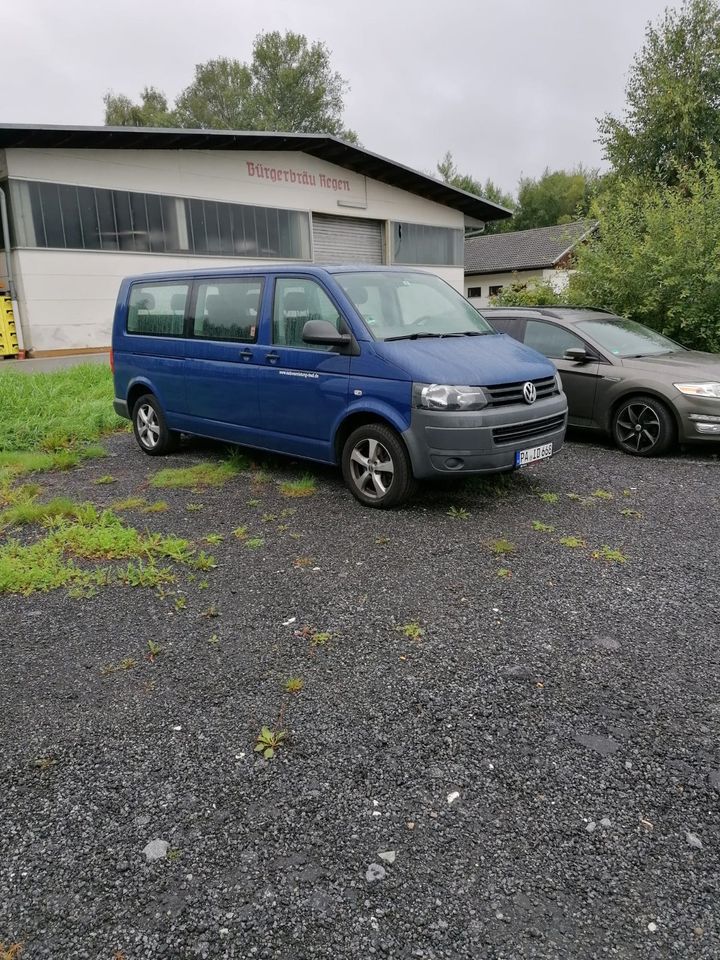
[577,318,684,358]
[336,271,495,341]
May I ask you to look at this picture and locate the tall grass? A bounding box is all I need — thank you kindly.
[0,365,124,452]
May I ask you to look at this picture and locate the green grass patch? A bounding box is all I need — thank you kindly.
[0,365,123,452]
[93,474,117,485]
[488,538,515,555]
[559,535,586,548]
[592,545,628,563]
[150,461,241,489]
[279,474,317,498]
[531,520,555,533]
[0,496,82,529]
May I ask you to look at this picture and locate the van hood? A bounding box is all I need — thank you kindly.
[373,333,556,386]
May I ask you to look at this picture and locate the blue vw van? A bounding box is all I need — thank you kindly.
[112,266,567,507]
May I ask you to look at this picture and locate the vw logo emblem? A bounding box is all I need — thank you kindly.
[523,381,537,404]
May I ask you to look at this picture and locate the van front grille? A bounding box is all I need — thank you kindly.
[485,376,558,407]
[492,413,566,446]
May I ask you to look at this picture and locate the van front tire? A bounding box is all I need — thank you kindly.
[341,423,416,508]
[132,394,180,456]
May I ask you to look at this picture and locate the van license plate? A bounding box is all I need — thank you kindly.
[515,443,553,467]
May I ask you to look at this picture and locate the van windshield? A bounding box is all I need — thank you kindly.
[336,271,495,341]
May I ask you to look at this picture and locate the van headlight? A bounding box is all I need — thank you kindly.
[674,382,720,399]
[413,383,488,411]
[555,372,563,392]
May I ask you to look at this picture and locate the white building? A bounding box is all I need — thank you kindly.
[464,220,598,307]
[0,125,509,355]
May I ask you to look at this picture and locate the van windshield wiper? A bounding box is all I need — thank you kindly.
[383,332,445,341]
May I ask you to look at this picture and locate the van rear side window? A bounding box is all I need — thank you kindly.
[194,279,263,343]
[127,283,189,336]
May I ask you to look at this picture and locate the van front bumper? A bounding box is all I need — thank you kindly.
[402,394,568,479]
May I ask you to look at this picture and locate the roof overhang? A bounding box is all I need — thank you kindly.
[0,123,513,224]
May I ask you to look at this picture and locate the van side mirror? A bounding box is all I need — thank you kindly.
[564,347,589,363]
[302,319,352,346]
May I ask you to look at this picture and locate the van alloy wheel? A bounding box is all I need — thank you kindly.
[136,403,160,449]
[349,437,395,500]
[341,423,416,508]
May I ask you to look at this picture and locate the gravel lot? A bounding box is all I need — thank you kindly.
[1,433,719,959]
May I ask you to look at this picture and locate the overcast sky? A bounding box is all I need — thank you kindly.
[4,0,671,194]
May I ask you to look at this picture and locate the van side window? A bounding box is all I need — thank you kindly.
[193,279,262,343]
[127,283,189,336]
[273,278,342,350]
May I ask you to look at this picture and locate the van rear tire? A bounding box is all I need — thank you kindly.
[341,423,416,508]
[132,394,180,456]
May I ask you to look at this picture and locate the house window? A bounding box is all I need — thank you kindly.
[8,179,311,260]
[488,285,504,297]
[391,222,463,266]
[467,286,483,298]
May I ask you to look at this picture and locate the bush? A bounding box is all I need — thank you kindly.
[569,156,720,352]
[490,278,564,307]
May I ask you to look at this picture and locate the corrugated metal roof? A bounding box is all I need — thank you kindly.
[465,220,598,275]
[0,124,512,224]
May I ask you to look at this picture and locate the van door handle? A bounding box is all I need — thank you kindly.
[265,351,280,364]
[239,348,252,361]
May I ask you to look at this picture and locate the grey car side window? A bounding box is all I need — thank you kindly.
[523,320,587,359]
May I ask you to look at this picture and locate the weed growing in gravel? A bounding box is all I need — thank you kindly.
[246,498,261,507]
[201,605,220,618]
[538,492,559,503]
[151,462,240,490]
[566,493,584,502]
[232,526,248,539]
[462,473,514,497]
[0,446,105,480]
[592,546,628,563]
[117,562,175,588]
[186,502,204,512]
[261,513,277,523]
[112,497,147,511]
[0,481,41,509]
[591,489,614,500]
[280,508,296,517]
[101,657,137,675]
[488,538,515,555]
[224,448,252,471]
[447,506,470,519]
[174,596,187,611]
[208,633,220,644]
[311,631,331,646]
[198,579,209,589]
[251,469,271,486]
[143,501,169,514]
[32,757,57,771]
[190,551,217,571]
[245,537,264,549]
[375,535,390,545]
[93,474,116,485]
[0,496,81,529]
[147,638,163,660]
[285,677,304,693]
[0,942,23,960]
[293,556,313,568]
[255,726,286,759]
[559,536,586,548]
[204,533,224,545]
[497,567,512,578]
[621,508,643,519]
[399,622,423,640]
[280,474,316,498]
[531,520,555,533]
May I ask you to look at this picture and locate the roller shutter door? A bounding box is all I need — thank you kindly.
[311,214,384,264]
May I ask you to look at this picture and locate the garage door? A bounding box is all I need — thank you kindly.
[311,214,385,265]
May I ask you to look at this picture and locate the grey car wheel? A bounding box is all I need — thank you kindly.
[132,394,179,456]
[341,423,416,508]
[612,395,675,457]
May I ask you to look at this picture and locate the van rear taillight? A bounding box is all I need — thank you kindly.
[109,347,114,373]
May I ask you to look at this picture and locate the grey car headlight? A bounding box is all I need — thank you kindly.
[414,383,488,411]
[673,382,720,399]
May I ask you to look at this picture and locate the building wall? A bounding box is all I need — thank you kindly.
[465,267,571,307]
[6,148,465,352]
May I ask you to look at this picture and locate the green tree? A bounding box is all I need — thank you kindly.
[436,151,515,232]
[598,0,720,182]
[512,167,600,230]
[569,154,720,351]
[104,87,176,127]
[490,279,563,306]
[103,31,358,141]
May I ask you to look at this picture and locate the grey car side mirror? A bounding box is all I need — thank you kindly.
[564,347,589,363]
[302,319,352,346]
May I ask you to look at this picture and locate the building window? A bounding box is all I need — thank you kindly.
[8,179,311,260]
[467,286,483,298]
[127,282,189,337]
[488,285,504,297]
[391,222,463,266]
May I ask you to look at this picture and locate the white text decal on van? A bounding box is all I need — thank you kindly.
[278,370,320,380]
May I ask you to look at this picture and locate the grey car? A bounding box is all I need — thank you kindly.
[482,306,720,456]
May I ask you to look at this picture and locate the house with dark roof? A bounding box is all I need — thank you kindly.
[464,220,597,306]
[0,124,511,355]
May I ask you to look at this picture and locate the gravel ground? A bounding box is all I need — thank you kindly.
[1,432,719,959]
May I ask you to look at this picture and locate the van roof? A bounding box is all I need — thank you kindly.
[122,264,433,284]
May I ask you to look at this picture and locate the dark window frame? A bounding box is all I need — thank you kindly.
[270,275,350,353]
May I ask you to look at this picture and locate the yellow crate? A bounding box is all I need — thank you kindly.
[0,295,19,357]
